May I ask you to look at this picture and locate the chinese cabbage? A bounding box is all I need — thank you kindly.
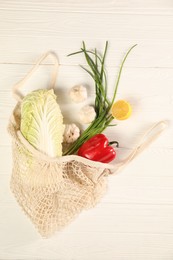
[21,89,64,157]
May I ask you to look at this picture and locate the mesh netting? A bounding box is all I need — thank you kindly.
[8,51,166,237]
[8,103,112,237]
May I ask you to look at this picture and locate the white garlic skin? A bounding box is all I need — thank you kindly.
[79,105,96,124]
[69,85,87,103]
[63,124,80,143]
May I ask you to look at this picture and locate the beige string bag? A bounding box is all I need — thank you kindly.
[8,52,167,237]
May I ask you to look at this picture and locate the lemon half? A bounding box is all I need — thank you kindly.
[111,100,132,120]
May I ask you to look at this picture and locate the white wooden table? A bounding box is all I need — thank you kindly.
[0,1,173,259]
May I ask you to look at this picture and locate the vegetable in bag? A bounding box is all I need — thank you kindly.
[20,89,64,157]
[77,134,118,163]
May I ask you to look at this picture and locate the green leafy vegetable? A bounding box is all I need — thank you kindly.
[64,42,137,155]
[21,89,64,157]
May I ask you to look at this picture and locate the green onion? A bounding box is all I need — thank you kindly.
[63,42,137,155]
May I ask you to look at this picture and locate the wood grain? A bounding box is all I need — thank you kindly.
[1,169,173,204]
[0,0,173,259]
[0,0,173,14]
[0,11,173,67]
[1,232,173,260]
[1,38,173,68]
[0,146,173,176]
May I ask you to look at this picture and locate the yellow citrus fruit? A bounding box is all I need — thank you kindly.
[111,100,132,120]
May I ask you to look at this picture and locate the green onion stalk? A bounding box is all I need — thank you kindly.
[63,42,137,155]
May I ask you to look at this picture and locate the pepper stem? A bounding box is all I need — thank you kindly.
[108,141,119,147]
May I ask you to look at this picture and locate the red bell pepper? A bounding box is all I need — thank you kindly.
[77,134,118,163]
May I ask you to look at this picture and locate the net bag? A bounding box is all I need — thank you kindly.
[8,52,167,237]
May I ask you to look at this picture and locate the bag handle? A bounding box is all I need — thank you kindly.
[113,120,168,174]
[12,51,59,102]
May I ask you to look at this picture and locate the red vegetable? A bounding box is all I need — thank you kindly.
[77,134,118,163]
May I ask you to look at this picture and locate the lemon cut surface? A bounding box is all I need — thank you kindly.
[111,100,132,120]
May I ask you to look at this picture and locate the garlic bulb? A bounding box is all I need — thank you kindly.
[79,105,96,124]
[69,85,87,103]
[63,124,80,143]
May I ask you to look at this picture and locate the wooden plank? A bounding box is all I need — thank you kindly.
[0,64,172,149]
[1,146,173,177]
[0,39,173,68]
[1,64,173,94]
[0,12,173,67]
[1,233,173,260]
[1,160,173,203]
[0,1,173,258]
[1,115,172,148]
[0,208,173,259]
[1,37,173,68]
[1,202,173,234]
[0,0,173,14]
[2,91,173,123]
[1,110,172,147]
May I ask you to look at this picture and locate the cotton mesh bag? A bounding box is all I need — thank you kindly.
[8,52,167,237]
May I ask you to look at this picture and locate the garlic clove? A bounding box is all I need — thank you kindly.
[63,123,80,143]
[79,105,96,124]
[69,85,87,103]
